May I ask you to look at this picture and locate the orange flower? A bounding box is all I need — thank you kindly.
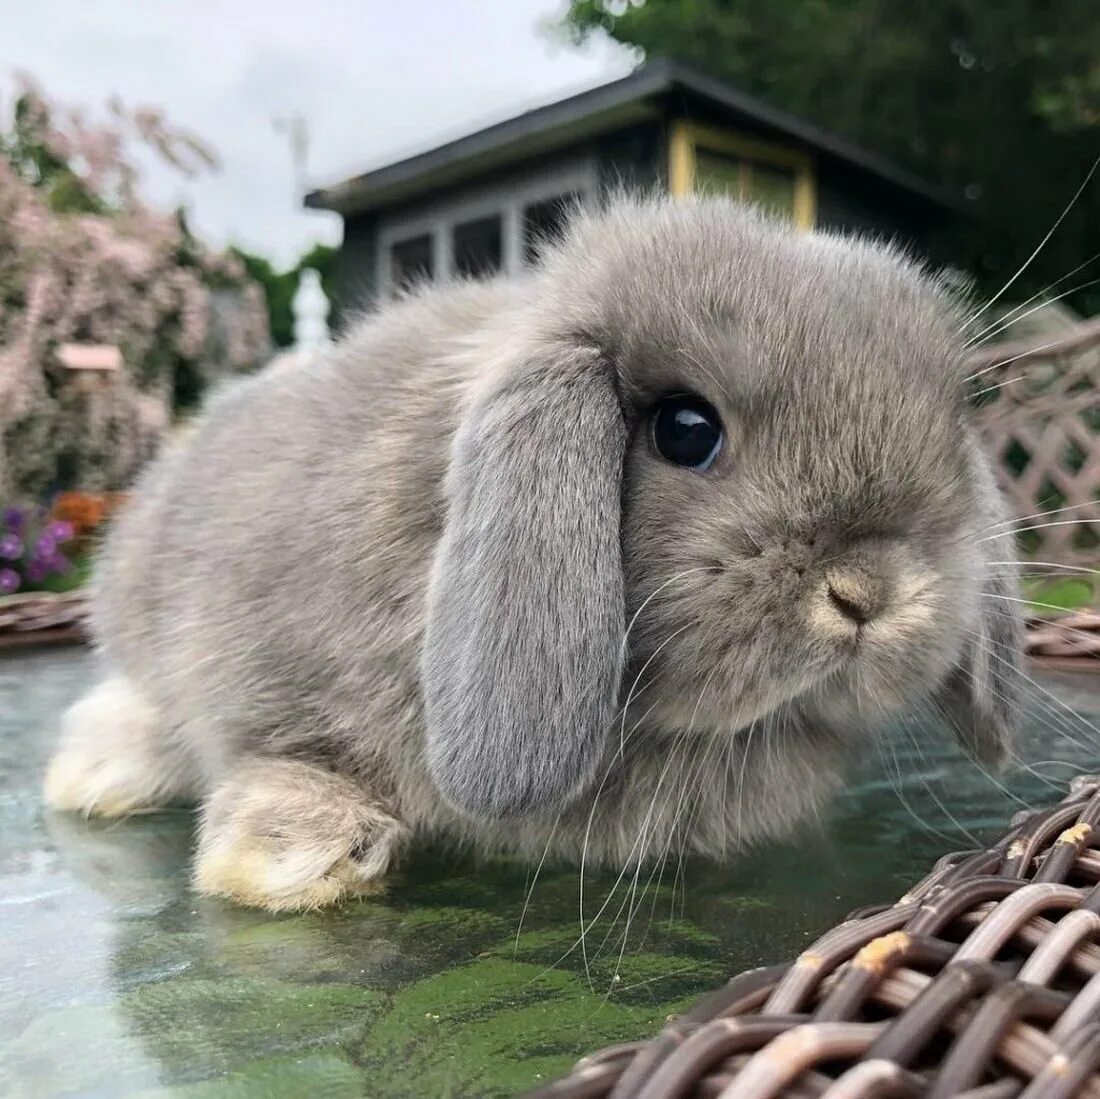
[48,491,127,549]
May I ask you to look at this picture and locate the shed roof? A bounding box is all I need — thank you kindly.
[306,58,959,217]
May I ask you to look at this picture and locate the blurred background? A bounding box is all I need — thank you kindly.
[1,0,1098,619]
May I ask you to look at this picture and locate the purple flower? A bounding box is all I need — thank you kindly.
[2,507,25,534]
[35,533,56,557]
[0,533,22,560]
[0,567,19,595]
[46,519,75,543]
[24,557,48,584]
[47,551,71,575]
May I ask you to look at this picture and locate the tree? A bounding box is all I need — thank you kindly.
[0,77,269,501]
[561,0,1100,311]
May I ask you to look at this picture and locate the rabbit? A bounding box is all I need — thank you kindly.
[43,196,1024,912]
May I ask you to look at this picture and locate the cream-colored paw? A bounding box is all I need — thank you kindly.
[43,748,162,817]
[193,841,386,912]
[193,759,406,913]
[43,677,180,817]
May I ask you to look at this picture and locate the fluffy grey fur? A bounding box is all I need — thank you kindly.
[45,196,1024,909]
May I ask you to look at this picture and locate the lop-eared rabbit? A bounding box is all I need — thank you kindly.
[45,198,1023,910]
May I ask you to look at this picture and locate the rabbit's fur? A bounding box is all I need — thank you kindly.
[45,197,1023,910]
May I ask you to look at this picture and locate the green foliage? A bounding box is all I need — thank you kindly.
[1023,575,1096,613]
[33,548,94,594]
[298,242,338,300]
[1,94,105,214]
[561,0,1100,312]
[231,243,337,348]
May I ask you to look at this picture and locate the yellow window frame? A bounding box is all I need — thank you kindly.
[668,120,816,230]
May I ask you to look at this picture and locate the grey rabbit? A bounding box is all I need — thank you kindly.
[44,196,1024,911]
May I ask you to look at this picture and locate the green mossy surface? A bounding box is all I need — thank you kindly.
[4,648,1100,1097]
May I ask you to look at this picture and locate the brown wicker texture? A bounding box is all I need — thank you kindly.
[1027,612,1100,671]
[971,317,1100,569]
[0,591,90,649]
[528,775,1100,1099]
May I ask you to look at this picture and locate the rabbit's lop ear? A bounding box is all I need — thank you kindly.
[422,343,627,819]
[937,559,1024,767]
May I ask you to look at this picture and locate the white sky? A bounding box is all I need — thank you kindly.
[4,1,634,266]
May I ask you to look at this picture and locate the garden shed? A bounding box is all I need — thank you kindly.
[306,58,963,312]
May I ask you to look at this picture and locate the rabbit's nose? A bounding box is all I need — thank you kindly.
[824,570,888,624]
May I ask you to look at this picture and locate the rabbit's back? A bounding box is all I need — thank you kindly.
[92,279,515,778]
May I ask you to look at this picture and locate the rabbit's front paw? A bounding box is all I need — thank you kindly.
[193,759,407,912]
[44,677,190,817]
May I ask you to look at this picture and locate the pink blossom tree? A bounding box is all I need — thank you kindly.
[0,75,270,503]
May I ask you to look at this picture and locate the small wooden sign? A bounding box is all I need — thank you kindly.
[57,344,122,372]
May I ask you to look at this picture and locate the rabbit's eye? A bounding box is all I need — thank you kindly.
[651,395,723,471]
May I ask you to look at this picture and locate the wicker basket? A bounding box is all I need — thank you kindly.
[529,775,1100,1098]
[0,591,90,649]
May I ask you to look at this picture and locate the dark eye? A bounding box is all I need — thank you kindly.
[651,395,724,471]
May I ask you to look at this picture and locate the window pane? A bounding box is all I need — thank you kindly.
[523,193,580,264]
[390,234,434,290]
[453,215,502,278]
[693,145,799,222]
[746,162,797,218]
[694,149,745,199]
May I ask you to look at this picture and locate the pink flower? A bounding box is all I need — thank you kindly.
[0,73,270,484]
[0,568,19,595]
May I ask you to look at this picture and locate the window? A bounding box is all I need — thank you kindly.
[695,149,798,219]
[670,122,815,228]
[452,215,503,277]
[522,193,579,264]
[376,163,596,295]
[390,234,433,290]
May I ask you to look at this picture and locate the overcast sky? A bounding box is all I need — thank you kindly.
[5,1,633,266]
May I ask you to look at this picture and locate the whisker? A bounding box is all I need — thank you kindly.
[965,334,1073,384]
[947,663,1087,793]
[991,592,1100,617]
[733,715,760,847]
[987,561,1100,577]
[618,625,691,756]
[575,709,695,988]
[983,501,1100,532]
[665,668,726,925]
[985,605,1100,656]
[604,730,695,989]
[964,248,1100,350]
[514,816,560,960]
[969,375,1023,401]
[899,716,981,845]
[619,568,716,666]
[965,273,1100,350]
[961,626,1100,760]
[608,751,700,993]
[959,153,1100,330]
[569,698,662,986]
[608,667,732,988]
[931,694,1041,807]
[1026,757,1095,775]
[979,519,1100,543]
[877,729,959,845]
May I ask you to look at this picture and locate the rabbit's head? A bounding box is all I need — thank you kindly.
[422,197,1023,821]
